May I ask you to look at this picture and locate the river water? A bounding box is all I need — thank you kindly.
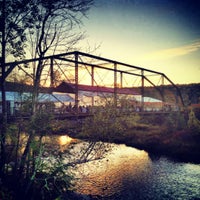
[72,144,200,200]
[48,135,200,200]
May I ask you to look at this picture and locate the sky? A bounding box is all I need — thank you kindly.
[80,0,200,84]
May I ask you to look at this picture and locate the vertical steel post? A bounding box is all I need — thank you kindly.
[75,52,79,112]
[141,70,144,111]
[161,75,165,109]
[91,66,94,106]
[120,72,123,88]
[114,63,117,106]
[50,58,54,87]
[175,90,179,110]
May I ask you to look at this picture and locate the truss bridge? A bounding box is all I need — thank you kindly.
[0,51,185,119]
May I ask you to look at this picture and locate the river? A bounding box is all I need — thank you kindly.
[47,135,200,199]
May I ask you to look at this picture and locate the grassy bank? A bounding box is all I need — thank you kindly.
[70,108,200,164]
[47,106,200,163]
[73,124,200,164]
[111,127,200,164]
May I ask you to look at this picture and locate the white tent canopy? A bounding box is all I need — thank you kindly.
[0,92,74,103]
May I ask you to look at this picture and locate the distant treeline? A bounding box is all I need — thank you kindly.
[140,83,200,105]
[178,83,200,105]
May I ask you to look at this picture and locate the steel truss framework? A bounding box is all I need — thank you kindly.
[1,51,184,109]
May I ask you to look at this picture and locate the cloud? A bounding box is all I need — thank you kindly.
[143,40,200,61]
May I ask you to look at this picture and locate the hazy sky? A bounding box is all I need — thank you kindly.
[80,0,200,84]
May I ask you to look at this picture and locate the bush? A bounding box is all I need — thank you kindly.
[81,103,140,140]
[187,110,200,135]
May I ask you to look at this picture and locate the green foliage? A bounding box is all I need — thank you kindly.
[24,144,74,200]
[81,105,121,139]
[6,124,19,142]
[36,155,73,199]
[29,111,54,135]
[81,103,140,140]
[3,124,74,199]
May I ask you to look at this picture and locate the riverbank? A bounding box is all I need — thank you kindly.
[54,109,200,164]
[83,109,200,164]
[65,120,199,164]
[113,128,200,164]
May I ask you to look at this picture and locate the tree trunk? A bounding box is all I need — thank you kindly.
[0,0,7,177]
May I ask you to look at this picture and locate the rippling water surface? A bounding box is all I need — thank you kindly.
[72,144,200,200]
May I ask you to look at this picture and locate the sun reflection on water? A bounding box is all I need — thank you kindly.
[58,135,74,152]
[73,144,152,197]
[59,135,73,146]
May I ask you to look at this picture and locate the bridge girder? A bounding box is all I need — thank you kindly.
[0,51,185,108]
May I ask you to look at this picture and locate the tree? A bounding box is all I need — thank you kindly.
[0,0,37,177]
[18,0,94,183]
[0,0,94,192]
[0,0,39,60]
[28,0,93,112]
